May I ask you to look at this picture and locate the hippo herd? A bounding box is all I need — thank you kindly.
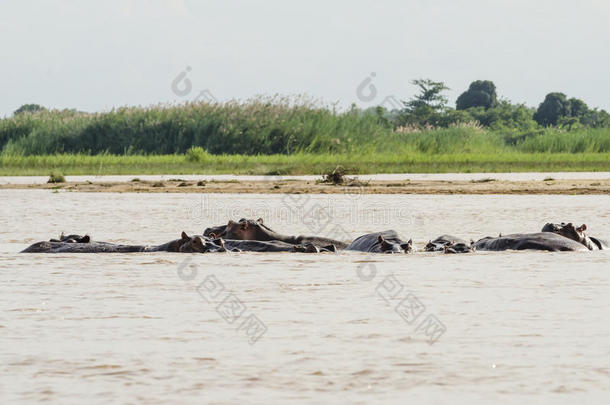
[21,219,607,254]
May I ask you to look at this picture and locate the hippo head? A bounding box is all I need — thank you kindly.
[203,224,226,238]
[178,232,226,253]
[424,241,444,252]
[543,222,588,244]
[223,218,267,240]
[542,222,565,233]
[293,243,320,253]
[50,233,90,243]
[377,235,412,254]
[204,218,252,238]
[444,241,475,254]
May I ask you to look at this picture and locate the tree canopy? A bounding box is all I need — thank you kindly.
[456,80,498,110]
[532,93,594,127]
[14,104,46,115]
[403,79,450,112]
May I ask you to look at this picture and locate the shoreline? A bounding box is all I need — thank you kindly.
[2,171,610,185]
[2,177,609,195]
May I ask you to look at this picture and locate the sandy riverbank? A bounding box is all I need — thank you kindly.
[2,177,610,194]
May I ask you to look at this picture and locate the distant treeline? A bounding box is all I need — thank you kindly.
[1,80,609,156]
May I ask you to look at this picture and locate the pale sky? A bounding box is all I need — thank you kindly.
[1,0,608,117]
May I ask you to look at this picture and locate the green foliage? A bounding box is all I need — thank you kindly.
[436,109,477,127]
[1,150,609,176]
[581,108,610,128]
[402,79,450,112]
[456,80,498,110]
[1,90,608,160]
[396,126,505,154]
[14,104,46,115]
[0,98,391,156]
[569,98,588,118]
[516,128,610,153]
[395,79,453,128]
[532,93,603,129]
[534,92,573,126]
[465,100,538,130]
[47,172,65,183]
[185,146,211,162]
[396,105,442,127]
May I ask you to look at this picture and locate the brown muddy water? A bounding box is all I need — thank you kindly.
[1,189,609,404]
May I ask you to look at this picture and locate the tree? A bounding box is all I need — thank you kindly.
[394,79,450,127]
[13,104,46,115]
[466,99,537,130]
[533,93,571,126]
[456,80,498,110]
[403,79,450,112]
[568,97,588,119]
[581,108,610,128]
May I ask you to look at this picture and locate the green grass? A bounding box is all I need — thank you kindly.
[2,101,610,156]
[1,152,609,176]
[2,100,610,175]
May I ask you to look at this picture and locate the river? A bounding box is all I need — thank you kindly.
[1,189,609,404]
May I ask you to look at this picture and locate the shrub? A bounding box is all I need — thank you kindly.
[47,172,65,183]
[185,146,211,162]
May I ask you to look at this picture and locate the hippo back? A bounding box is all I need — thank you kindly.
[22,241,146,253]
[474,233,588,252]
[346,230,410,253]
[223,239,295,252]
[425,235,469,252]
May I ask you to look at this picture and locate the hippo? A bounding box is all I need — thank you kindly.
[21,241,147,253]
[178,234,228,253]
[49,233,91,243]
[443,241,475,254]
[293,243,337,253]
[203,218,248,240]
[209,218,348,249]
[425,235,474,254]
[346,230,412,254]
[425,235,468,251]
[542,222,608,250]
[22,232,197,253]
[178,233,299,253]
[473,232,588,252]
[145,232,197,252]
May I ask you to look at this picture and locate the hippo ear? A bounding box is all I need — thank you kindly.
[578,224,587,232]
[209,232,217,239]
[257,218,264,224]
[377,235,384,244]
[59,232,65,239]
[181,231,189,240]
